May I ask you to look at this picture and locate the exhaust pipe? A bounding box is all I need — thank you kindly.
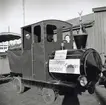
[74,26,88,49]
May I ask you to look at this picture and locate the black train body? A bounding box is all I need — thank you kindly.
[49,48,102,84]
[49,34,102,94]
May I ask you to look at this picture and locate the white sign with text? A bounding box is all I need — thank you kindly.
[54,50,67,59]
[49,59,80,74]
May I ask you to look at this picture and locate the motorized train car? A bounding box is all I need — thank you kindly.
[7,20,102,104]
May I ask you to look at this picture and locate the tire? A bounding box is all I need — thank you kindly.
[12,77,24,93]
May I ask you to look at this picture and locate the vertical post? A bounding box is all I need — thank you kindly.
[8,26,10,32]
[78,11,83,34]
[21,0,25,53]
[22,0,25,26]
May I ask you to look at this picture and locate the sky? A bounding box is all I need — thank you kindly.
[0,0,106,33]
[24,0,106,23]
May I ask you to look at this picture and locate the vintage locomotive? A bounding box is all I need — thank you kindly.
[7,20,102,104]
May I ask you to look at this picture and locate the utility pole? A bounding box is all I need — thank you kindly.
[8,26,10,32]
[22,0,25,26]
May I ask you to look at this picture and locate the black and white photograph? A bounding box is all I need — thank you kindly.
[0,0,106,105]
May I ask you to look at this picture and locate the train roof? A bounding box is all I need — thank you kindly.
[21,19,73,29]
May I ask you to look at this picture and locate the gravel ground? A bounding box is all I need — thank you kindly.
[0,82,100,105]
[95,85,106,105]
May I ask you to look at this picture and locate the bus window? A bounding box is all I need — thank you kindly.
[46,24,57,42]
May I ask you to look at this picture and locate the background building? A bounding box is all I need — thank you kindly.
[67,7,106,62]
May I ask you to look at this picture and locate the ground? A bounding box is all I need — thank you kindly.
[95,85,106,105]
[0,81,100,105]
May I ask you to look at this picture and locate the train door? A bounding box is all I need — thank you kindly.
[44,20,73,61]
[32,23,46,81]
[22,25,33,79]
[44,22,62,62]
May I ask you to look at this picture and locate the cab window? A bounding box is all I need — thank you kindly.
[62,31,71,43]
[34,25,41,43]
[46,24,57,42]
[23,26,32,50]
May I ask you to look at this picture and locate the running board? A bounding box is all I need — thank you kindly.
[22,78,76,88]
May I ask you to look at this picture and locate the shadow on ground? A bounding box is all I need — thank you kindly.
[62,94,79,105]
[0,78,11,84]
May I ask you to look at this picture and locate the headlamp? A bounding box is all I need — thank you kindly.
[79,76,88,86]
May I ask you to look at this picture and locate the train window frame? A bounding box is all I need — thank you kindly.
[46,24,57,42]
[22,25,32,50]
[62,31,71,43]
[33,25,41,43]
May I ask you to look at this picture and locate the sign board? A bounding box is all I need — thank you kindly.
[54,50,67,59]
[49,59,80,74]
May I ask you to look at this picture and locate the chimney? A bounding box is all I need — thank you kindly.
[74,25,88,49]
[74,11,88,49]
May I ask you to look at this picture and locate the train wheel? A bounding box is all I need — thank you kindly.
[88,86,95,94]
[12,77,24,94]
[42,88,58,104]
[87,82,95,94]
[87,84,95,94]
